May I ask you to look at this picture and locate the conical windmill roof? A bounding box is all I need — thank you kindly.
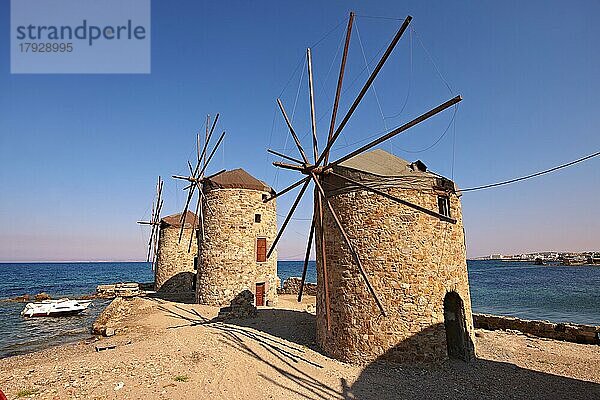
[338,149,435,178]
[161,211,199,228]
[205,168,273,192]
[331,149,457,193]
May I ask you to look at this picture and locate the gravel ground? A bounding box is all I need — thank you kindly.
[1,295,598,400]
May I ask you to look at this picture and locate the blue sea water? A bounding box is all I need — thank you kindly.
[0,260,598,358]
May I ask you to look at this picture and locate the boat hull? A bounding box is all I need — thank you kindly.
[24,309,86,318]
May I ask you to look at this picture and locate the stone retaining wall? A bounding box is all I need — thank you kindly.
[473,314,600,345]
[278,277,317,296]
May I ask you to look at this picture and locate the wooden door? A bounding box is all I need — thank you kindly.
[444,291,468,360]
[256,238,267,262]
[255,283,265,306]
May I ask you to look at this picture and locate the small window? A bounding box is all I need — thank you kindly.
[256,238,267,262]
[262,194,268,201]
[193,256,198,270]
[254,214,261,223]
[438,196,450,217]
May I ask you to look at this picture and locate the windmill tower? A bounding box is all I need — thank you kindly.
[266,13,475,364]
[138,177,199,293]
[174,115,278,306]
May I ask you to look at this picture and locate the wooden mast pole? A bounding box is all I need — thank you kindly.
[316,16,412,167]
[324,11,354,165]
[311,172,387,316]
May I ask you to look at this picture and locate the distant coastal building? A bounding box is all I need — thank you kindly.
[196,169,278,307]
[316,149,476,364]
[154,211,199,293]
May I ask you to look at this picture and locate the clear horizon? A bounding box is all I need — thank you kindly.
[1,0,599,262]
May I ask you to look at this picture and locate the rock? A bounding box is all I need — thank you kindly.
[216,290,257,320]
[34,292,51,301]
[4,294,30,302]
[114,382,124,391]
[92,297,128,335]
[105,328,116,337]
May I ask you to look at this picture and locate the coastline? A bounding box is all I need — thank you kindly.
[1,295,599,399]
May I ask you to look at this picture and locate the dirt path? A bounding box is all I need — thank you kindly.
[1,295,599,400]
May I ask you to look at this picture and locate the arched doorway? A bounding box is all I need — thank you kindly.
[444,291,469,360]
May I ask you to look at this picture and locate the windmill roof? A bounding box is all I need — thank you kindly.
[161,211,198,228]
[338,149,435,178]
[205,168,272,192]
[330,149,458,194]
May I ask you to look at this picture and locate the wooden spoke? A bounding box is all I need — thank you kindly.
[199,193,205,242]
[141,177,162,264]
[311,172,387,316]
[324,11,354,165]
[151,199,163,270]
[315,190,331,330]
[205,169,226,180]
[268,149,304,165]
[330,96,462,167]
[199,131,226,177]
[272,161,305,172]
[197,131,202,165]
[202,115,210,166]
[152,225,160,268]
[172,174,196,183]
[188,194,202,253]
[307,48,318,162]
[146,224,155,262]
[330,171,456,223]
[298,215,315,302]
[192,113,220,179]
[178,184,197,242]
[266,179,311,258]
[276,98,310,165]
[263,176,310,203]
[316,16,412,167]
[188,160,194,176]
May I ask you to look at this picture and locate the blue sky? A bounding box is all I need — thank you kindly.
[0,0,598,261]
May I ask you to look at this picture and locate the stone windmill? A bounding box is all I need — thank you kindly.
[174,114,278,306]
[266,13,475,364]
[137,176,164,272]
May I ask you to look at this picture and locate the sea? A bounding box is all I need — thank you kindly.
[0,260,598,358]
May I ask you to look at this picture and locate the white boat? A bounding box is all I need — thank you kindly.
[21,298,92,318]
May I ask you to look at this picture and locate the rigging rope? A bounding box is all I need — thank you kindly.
[461,150,600,192]
[412,28,454,95]
[383,27,413,120]
[355,21,388,131]
[391,103,458,154]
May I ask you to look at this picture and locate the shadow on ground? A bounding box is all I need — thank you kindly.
[344,325,600,400]
[147,291,196,304]
[153,300,600,400]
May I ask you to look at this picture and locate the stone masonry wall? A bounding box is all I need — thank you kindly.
[154,226,197,293]
[315,183,475,364]
[278,277,317,296]
[474,314,600,345]
[197,188,278,306]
